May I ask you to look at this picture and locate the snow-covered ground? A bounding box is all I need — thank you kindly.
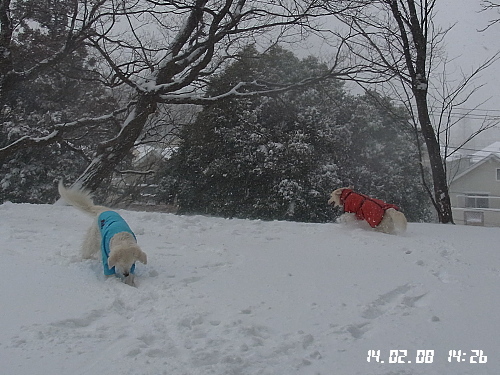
[1,202,499,375]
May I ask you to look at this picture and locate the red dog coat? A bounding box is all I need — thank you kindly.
[340,189,400,228]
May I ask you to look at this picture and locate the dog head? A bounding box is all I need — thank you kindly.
[108,244,147,277]
[328,187,349,207]
[328,186,354,207]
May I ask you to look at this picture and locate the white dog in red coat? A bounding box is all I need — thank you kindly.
[328,187,407,234]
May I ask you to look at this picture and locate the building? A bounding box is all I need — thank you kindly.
[109,145,178,210]
[448,143,500,226]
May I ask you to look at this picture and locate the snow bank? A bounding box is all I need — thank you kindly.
[1,202,499,374]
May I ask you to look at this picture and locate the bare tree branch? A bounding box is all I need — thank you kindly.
[0,105,131,160]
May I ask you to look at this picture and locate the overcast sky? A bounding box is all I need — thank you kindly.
[436,0,500,103]
[434,0,500,150]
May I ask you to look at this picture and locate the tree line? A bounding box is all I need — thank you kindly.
[159,45,431,222]
[1,0,498,223]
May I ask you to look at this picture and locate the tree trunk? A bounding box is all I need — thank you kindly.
[413,90,454,223]
[0,0,14,106]
[387,0,454,224]
[72,95,157,191]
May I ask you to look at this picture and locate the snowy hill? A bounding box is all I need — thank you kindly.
[1,202,500,375]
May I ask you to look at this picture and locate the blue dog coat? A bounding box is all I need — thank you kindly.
[98,211,137,276]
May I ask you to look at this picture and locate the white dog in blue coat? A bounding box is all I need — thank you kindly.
[58,181,147,286]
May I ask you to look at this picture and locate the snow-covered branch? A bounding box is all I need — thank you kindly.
[2,0,379,194]
[0,106,131,160]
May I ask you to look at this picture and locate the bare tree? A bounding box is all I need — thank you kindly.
[1,0,365,193]
[432,56,500,164]
[481,0,500,30]
[323,0,468,223]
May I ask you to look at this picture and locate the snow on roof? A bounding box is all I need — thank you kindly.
[470,141,500,163]
[450,153,500,183]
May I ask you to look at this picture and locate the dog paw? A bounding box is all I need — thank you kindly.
[124,274,136,287]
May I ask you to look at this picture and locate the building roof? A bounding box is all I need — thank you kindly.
[450,153,500,183]
[470,141,500,163]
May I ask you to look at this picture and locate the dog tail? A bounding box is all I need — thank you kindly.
[58,180,108,216]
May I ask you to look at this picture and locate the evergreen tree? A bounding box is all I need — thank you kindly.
[160,46,431,222]
[0,0,118,203]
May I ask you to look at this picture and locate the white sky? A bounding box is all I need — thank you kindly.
[434,0,500,151]
[435,0,500,103]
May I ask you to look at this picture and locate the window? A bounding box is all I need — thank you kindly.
[497,168,500,181]
[465,193,489,208]
[464,211,484,226]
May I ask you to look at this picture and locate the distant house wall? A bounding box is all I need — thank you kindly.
[446,157,472,184]
[452,208,500,226]
[449,154,500,226]
[109,146,177,207]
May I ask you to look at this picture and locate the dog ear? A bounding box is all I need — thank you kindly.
[135,248,147,264]
[108,253,117,268]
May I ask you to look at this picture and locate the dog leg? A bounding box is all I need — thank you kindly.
[390,209,408,234]
[124,274,136,287]
[337,212,358,224]
[375,217,393,234]
[377,209,407,235]
[81,224,100,259]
